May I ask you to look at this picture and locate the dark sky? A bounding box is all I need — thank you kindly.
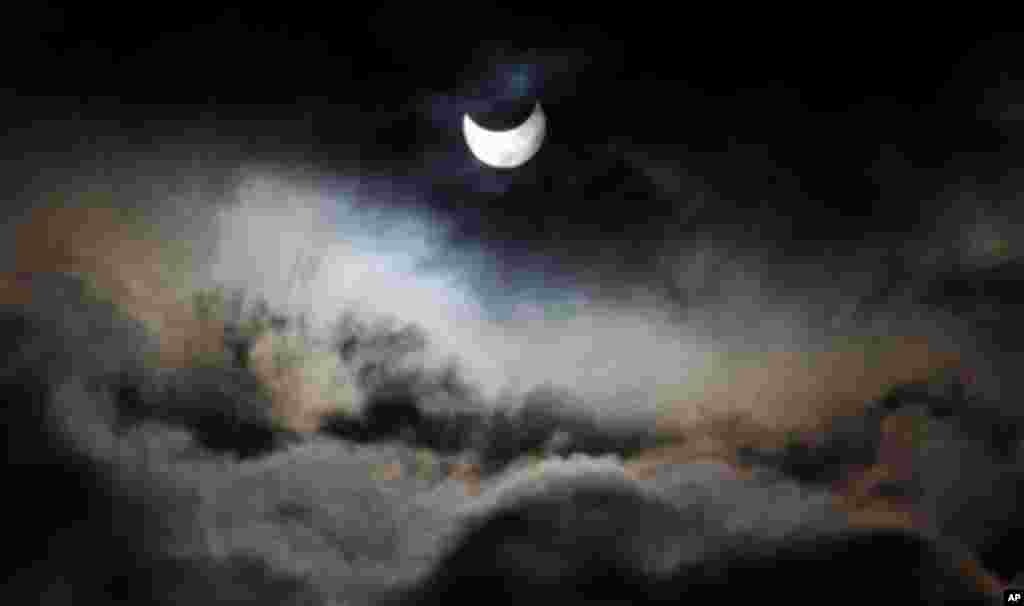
[5,11,1022,292]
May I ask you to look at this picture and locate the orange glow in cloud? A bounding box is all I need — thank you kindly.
[654,338,962,445]
[8,204,225,369]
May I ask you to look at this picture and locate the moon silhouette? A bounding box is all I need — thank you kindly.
[463,102,546,169]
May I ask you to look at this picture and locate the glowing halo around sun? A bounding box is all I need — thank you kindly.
[462,102,546,169]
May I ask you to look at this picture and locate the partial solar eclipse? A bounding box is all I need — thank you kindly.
[463,102,546,169]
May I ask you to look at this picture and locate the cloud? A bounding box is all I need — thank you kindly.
[0,301,322,605]
[182,167,1002,451]
[395,455,997,605]
[7,139,1002,448]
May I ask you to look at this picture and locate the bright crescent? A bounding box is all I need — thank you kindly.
[463,102,546,169]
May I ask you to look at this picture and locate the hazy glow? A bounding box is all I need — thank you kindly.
[201,172,985,432]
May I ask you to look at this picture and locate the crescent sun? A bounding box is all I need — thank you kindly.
[463,102,546,169]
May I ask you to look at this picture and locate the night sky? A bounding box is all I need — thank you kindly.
[8,13,1021,285]
[5,12,1024,377]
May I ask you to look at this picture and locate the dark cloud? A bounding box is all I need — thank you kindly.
[135,365,297,459]
[392,468,995,605]
[0,292,322,605]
